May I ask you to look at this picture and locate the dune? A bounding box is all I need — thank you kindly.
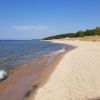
[35,40,100,100]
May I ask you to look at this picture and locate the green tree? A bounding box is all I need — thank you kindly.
[95,27,100,35]
[79,31,84,37]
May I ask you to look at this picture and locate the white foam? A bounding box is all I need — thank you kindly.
[52,48,66,55]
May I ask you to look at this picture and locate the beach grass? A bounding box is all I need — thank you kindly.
[60,36,100,41]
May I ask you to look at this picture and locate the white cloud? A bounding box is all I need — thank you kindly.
[12,25,48,31]
[12,25,35,31]
[35,25,48,31]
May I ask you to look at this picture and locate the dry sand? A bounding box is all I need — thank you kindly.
[35,40,100,100]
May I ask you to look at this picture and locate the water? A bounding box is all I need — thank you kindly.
[0,39,66,70]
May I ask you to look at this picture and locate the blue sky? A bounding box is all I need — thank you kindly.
[0,0,100,39]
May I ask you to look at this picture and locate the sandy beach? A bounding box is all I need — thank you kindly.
[0,44,73,100]
[35,40,100,100]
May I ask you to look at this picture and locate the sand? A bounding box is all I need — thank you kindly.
[35,40,100,100]
[0,47,71,100]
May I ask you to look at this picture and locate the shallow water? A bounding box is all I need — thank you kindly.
[0,39,66,70]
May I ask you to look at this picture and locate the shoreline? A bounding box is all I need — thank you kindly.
[29,44,75,100]
[35,40,100,100]
[0,43,74,100]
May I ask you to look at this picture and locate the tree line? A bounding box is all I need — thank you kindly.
[43,27,100,40]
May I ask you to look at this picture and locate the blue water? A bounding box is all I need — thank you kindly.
[0,40,66,70]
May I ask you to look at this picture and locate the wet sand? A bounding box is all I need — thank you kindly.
[0,44,74,100]
[35,40,100,100]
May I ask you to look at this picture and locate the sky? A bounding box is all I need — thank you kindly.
[0,0,100,40]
